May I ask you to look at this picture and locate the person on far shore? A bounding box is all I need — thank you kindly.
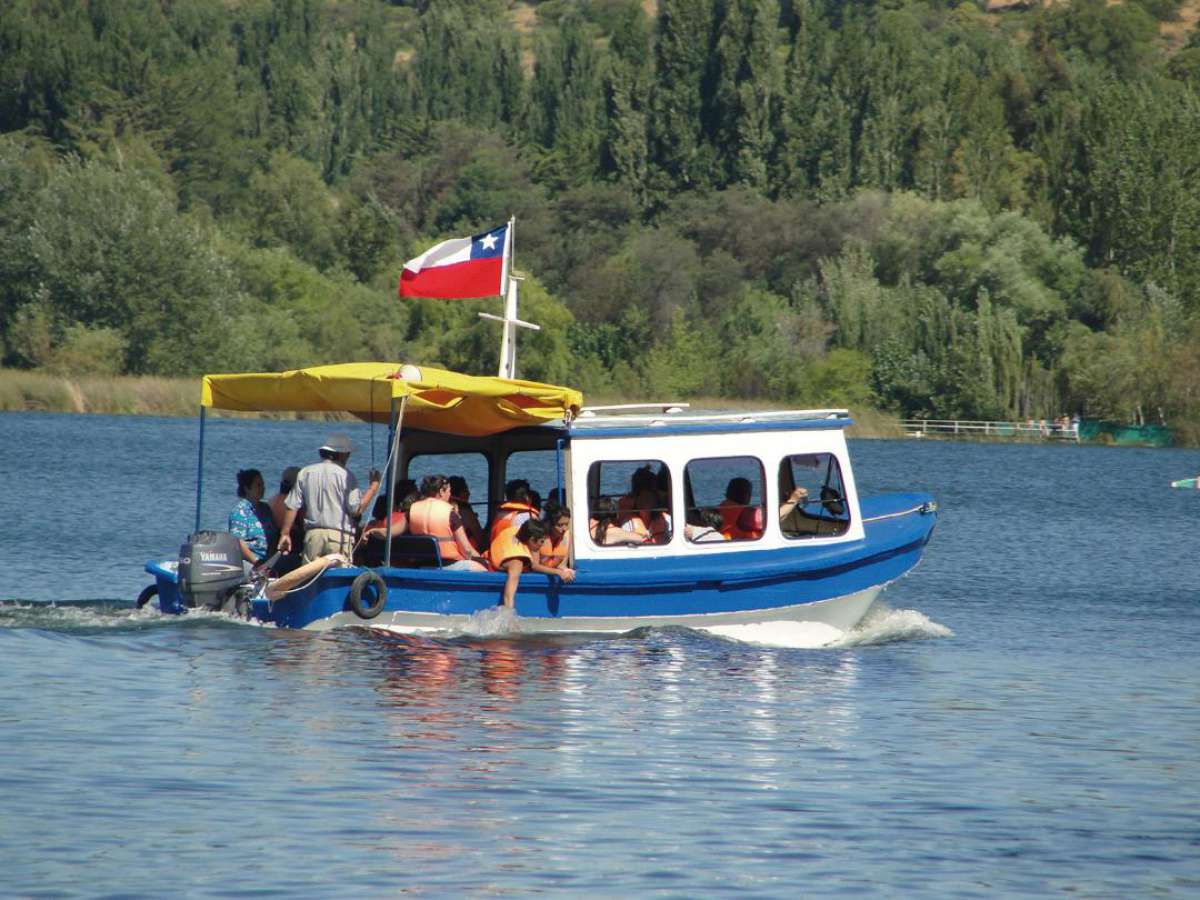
[229,468,278,564]
[278,434,380,562]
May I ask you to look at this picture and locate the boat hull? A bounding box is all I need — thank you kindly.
[144,493,935,634]
[300,583,882,634]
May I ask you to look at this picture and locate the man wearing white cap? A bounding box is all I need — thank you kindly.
[278,433,381,562]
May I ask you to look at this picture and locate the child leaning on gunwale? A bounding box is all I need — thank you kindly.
[488,518,576,609]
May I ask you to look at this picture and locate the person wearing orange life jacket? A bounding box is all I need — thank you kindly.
[489,518,576,609]
[488,479,539,545]
[685,508,730,543]
[619,465,672,543]
[408,475,488,571]
[539,501,572,568]
[718,477,764,540]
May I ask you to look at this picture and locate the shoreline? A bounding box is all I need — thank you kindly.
[0,367,1094,443]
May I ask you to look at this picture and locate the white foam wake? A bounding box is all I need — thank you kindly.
[699,603,952,649]
[370,605,526,640]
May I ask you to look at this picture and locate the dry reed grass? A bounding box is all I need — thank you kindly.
[0,368,368,420]
[0,368,904,434]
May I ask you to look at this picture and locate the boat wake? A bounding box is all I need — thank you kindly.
[367,601,953,650]
[372,605,529,640]
[0,599,256,633]
[700,602,952,649]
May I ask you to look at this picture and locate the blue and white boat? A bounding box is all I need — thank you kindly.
[141,362,937,635]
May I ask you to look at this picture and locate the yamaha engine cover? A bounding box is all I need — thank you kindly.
[178,531,246,610]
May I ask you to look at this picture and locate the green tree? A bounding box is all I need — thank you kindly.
[708,0,780,191]
[244,150,338,270]
[20,158,240,374]
[650,0,716,192]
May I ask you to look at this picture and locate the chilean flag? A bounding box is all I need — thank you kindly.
[398,223,509,300]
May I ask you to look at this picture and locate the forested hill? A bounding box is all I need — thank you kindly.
[1,0,1199,434]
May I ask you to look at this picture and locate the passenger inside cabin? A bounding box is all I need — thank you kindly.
[268,466,302,547]
[408,475,488,570]
[778,455,850,537]
[228,468,278,565]
[778,485,817,535]
[619,464,671,543]
[718,477,764,540]
[539,501,572,568]
[489,518,575,609]
[362,479,416,540]
[590,497,636,545]
[684,508,728,543]
[489,479,538,544]
[448,475,485,552]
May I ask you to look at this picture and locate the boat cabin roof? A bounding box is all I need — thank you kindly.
[200,362,582,437]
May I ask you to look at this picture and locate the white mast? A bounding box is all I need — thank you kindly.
[477,216,539,379]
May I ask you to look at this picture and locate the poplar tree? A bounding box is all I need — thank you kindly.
[649,0,716,191]
[709,0,781,191]
[602,4,653,207]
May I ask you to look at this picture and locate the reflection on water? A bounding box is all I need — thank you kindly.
[5,413,1200,895]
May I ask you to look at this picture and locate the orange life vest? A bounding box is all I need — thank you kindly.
[489,501,538,544]
[365,511,406,535]
[541,529,570,567]
[489,525,532,571]
[718,500,763,540]
[408,497,465,561]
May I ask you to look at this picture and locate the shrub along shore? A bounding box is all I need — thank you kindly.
[0,367,904,437]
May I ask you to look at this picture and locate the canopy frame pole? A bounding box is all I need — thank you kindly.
[194,406,206,533]
[555,437,565,501]
[383,394,407,568]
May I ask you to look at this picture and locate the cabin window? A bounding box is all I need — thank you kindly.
[778,453,850,539]
[405,452,490,519]
[683,456,766,543]
[504,449,561,512]
[586,460,673,547]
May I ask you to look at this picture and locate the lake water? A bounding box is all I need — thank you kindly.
[2,411,1198,897]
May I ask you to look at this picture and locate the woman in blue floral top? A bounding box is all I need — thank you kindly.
[229,469,278,564]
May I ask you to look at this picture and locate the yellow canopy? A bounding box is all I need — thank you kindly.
[201,363,582,437]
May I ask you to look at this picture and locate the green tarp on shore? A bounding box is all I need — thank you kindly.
[1077,419,1173,447]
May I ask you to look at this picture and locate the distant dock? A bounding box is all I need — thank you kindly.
[900,419,1080,443]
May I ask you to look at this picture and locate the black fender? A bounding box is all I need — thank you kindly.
[347,571,387,619]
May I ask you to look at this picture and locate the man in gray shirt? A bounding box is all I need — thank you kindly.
[278,434,381,562]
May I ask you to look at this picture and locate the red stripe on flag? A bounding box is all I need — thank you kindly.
[398,257,504,300]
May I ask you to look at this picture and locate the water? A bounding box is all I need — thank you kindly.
[2,412,1199,896]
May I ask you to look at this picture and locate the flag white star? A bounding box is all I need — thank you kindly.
[479,232,498,251]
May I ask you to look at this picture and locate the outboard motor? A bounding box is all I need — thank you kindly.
[178,531,247,611]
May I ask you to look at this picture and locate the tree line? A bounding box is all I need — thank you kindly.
[1,0,1198,436]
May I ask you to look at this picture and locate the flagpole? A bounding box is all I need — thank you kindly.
[498,216,517,379]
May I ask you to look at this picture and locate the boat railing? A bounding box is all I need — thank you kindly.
[573,408,851,427]
[900,418,1080,442]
